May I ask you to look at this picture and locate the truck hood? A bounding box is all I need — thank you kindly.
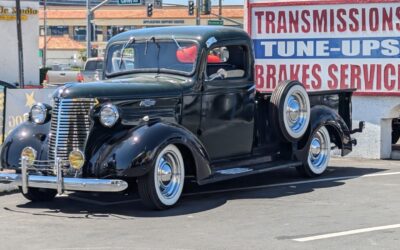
[55,75,185,99]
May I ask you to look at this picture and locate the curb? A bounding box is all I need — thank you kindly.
[0,183,18,196]
[0,170,18,196]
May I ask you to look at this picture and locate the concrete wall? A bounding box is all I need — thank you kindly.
[0,0,39,85]
[350,96,400,159]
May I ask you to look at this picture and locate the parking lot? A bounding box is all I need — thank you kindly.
[0,158,399,250]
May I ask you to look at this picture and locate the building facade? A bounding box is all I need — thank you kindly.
[39,4,244,65]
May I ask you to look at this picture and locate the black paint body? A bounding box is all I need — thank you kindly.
[1,26,355,184]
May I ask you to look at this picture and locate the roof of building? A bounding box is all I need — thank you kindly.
[39,6,243,19]
[39,36,86,50]
[109,25,250,45]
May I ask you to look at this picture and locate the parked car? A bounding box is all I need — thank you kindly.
[44,58,104,87]
[0,26,364,210]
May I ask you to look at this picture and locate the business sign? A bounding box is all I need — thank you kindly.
[248,0,400,95]
[0,5,38,21]
[4,89,54,138]
[118,0,141,5]
[208,19,224,25]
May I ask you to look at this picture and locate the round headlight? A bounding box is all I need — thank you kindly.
[100,104,119,127]
[69,150,85,170]
[21,147,37,165]
[31,103,48,124]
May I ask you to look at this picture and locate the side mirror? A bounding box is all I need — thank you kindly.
[209,68,228,81]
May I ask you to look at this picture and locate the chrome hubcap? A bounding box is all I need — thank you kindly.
[308,129,329,170]
[286,93,308,134]
[156,150,182,200]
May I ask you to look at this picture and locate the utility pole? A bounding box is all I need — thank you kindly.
[43,0,47,68]
[87,0,110,59]
[16,0,24,88]
[196,0,200,25]
[86,0,92,59]
[218,0,222,20]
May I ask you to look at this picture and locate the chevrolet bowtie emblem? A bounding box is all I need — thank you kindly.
[140,99,156,107]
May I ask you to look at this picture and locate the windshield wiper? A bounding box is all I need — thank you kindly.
[119,36,135,69]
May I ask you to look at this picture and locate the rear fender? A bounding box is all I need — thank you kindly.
[294,105,352,162]
[87,122,212,181]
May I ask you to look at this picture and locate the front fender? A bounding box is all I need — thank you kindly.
[294,105,352,162]
[1,121,50,170]
[86,122,212,181]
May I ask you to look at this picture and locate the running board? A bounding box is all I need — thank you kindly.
[198,160,302,185]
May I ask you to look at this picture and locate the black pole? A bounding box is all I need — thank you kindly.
[16,0,24,88]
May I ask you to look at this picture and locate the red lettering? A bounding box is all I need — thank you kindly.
[301,10,311,33]
[277,11,287,33]
[311,64,322,89]
[328,65,338,89]
[302,65,310,89]
[313,9,327,32]
[382,8,393,31]
[369,8,379,31]
[384,64,396,90]
[363,64,375,90]
[349,8,359,32]
[255,65,264,89]
[329,9,335,32]
[337,9,347,32]
[340,65,349,89]
[288,10,299,33]
[376,64,382,90]
[278,65,287,81]
[254,11,264,34]
[350,65,361,90]
[265,11,275,33]
[289,65,301,80]
[396,7,400,31]
[361,8,367,31]
[266,65,276,89]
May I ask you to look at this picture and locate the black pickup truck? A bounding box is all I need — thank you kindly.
[0,26,364,210]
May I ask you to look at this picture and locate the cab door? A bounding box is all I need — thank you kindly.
[199,43,255,161]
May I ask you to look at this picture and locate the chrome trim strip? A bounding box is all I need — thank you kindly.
[0,173,128,192]
[21,157,28,194]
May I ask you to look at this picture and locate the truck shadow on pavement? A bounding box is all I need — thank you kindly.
[9,165,386,219]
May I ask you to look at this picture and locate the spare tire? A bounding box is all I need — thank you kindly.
[269,80,310,142]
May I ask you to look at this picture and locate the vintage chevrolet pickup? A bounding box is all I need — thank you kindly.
[0,26,364,209]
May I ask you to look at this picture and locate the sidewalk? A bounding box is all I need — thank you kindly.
[0,170,18,195]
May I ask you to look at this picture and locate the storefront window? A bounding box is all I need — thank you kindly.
[74,26,86,41]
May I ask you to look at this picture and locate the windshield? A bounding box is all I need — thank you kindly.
[106,40,198,76]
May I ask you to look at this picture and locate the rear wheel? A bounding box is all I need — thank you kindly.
[19,187,57,202]
[297,126,331,177]
[137,144,185,210]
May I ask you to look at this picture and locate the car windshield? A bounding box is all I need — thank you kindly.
[106,39,198,76]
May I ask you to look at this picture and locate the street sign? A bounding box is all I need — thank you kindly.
[154,0,162,9]
[118,0,142,5]
[208,19,224,25]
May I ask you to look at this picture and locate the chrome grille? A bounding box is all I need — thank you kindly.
[48,98,95,162]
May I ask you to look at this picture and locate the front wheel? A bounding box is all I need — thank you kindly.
[137,144,185,210]
[297,126,331,177]
[19,187,57,202]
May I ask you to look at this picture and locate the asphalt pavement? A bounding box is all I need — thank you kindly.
[0,158,399,250]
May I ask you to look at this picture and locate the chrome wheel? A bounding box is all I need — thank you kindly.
[283,85,310,139]
[154,144,185,206]
[307,126,331,175]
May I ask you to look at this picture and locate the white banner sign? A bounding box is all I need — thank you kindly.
[248,1,400,95]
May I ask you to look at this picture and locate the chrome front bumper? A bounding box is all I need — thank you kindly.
[0,158,128,194]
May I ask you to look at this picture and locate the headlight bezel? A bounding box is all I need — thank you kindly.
[30,103,50,124]
[99,103,120,128]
